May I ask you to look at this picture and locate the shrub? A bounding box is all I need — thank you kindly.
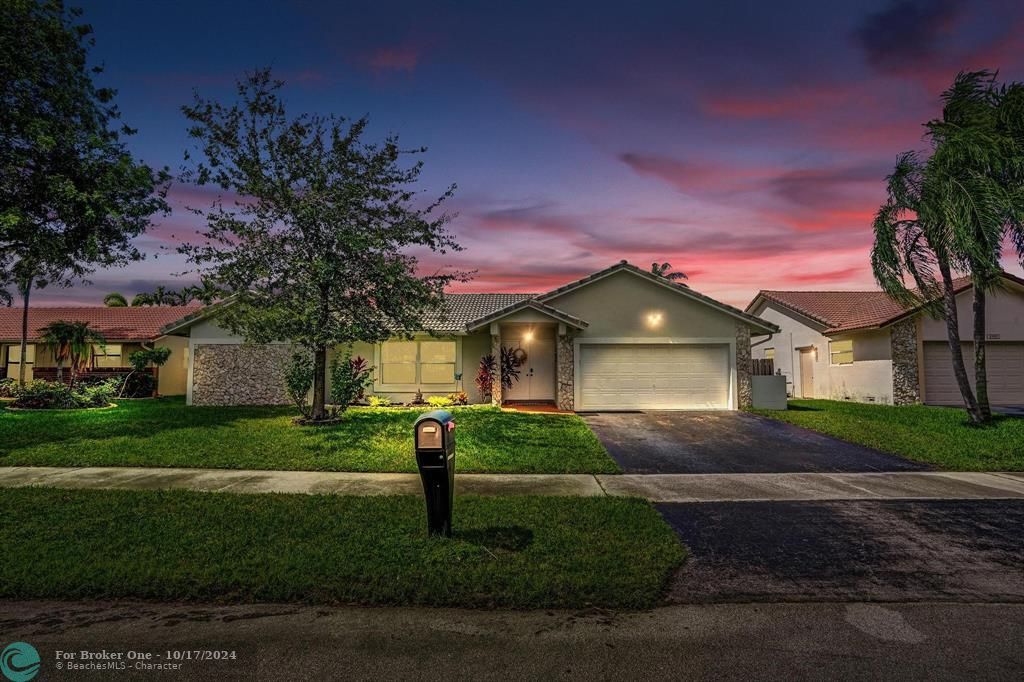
[73,378,119,408]
[475,355,495,402]
[9,378,118,409]
[426,395,454,408]
[283,351,315,418]
[367,395,393,407]
[447,391,469,406]
[330,352,374,416]
[0,378,15,398]
[11,380,76,409]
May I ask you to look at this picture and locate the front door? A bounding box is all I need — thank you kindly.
[799,348,814,398]
[503,337,555,401]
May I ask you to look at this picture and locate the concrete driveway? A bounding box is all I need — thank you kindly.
[582,411,928,474]
[659,499,1024,604]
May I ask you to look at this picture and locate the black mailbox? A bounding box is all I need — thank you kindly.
[414,410,455,537]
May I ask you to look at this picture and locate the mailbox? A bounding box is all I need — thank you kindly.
[414,410,455,537]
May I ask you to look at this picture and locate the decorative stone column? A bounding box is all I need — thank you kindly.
[735,325,752,409]
[556,332,575,411]
[890,318,920,405]
[490,331,502,406]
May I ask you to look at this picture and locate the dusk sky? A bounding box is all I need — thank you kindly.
[45,0,1024,307]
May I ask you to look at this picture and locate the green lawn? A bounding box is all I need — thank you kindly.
[0,398,617,474]
[752,399,1024,471]
[0,488,683,609]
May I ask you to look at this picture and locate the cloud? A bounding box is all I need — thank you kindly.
[361,44,421,73]
[853,0,965,75]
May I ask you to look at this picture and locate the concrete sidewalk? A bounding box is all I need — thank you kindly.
[1,465,1024,502]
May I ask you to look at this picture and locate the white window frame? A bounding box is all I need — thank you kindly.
[829,339,854,366]
[374,337,461,391]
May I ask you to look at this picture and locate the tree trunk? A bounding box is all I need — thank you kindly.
[973,285,991,422]
[311,346,328,421]
[18,278,32,387]
[938,261,981,423]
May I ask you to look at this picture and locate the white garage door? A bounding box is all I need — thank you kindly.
[578,344,730,410]
[924,341,1024,405]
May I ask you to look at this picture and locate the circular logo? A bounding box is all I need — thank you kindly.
[1,643,40,682]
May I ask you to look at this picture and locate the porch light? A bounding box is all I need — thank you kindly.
[646,312,663,329]
[524,330,534,342]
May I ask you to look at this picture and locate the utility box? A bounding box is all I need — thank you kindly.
[414,410,456,537]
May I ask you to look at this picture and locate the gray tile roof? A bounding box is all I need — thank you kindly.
[422,293,539,332]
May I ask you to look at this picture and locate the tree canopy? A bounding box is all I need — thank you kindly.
[179,69,468,420]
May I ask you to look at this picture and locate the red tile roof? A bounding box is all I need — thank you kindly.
[0,306,202,342]
[749,277,989,334]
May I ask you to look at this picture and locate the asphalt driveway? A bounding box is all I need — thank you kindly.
[660,499,1024,603]
[582,411,928,473]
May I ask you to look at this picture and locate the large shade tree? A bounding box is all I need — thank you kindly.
[179,70,467,422]
[0,0,170,385]
[872,71,1024,424]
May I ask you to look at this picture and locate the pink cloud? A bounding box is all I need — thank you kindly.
[362,45,421,73]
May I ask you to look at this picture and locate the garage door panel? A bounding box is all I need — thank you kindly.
[924,341,1024,405]
[579,344,730,410]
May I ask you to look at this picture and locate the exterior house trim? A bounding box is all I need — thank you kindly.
[465,300,589,332]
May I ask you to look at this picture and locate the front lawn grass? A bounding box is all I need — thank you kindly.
[752,399,1024,471]
[0,488,683,609]
[0,398,617,474]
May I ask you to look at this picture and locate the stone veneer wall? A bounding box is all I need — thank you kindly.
[735,325,752,409]
[556,334,574,411]
[192,344,293,406]
[490,334,502,406]
[890,318,920,405]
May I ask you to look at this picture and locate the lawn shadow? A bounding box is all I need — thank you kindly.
[456,525,534,553]
[786,404,824,412]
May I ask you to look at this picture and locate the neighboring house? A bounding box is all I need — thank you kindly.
[745,273,1024,406]
[161,261,779,410]
[0,306,195,395]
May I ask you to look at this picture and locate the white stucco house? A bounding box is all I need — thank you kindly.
[161,261,779,411]
[745,273,1024,406]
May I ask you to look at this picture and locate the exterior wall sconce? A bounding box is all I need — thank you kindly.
[646,312,664,329]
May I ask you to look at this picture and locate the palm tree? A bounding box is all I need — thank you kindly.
[872,71,1024,424]
[38,320,106,387]
[183,277,227,305]
[103,292,128,307]
[132,285,190,306]
[651,262,688,281]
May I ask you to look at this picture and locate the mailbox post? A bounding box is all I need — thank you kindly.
[414,410,455,537]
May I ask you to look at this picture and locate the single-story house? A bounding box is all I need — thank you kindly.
[161,261,779,410]
[0,306,194,395]
[745,273,1024,406]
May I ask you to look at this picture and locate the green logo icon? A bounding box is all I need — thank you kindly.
[0,643,40,682]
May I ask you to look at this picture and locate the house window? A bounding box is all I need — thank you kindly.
[6,344,35,367]
[764,348,775,360]
[92,344,123,368]
[379,339,457,386]
[829,339,853,365]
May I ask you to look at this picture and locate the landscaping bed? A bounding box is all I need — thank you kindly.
[0,397,619,474]
[752,399,1024,471]
[0,488,684,609]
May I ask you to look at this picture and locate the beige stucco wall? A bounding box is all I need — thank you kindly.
[155,335,188,396]
[919,285,1024,342]
[546,270,743,339]
[751,302,894,404]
